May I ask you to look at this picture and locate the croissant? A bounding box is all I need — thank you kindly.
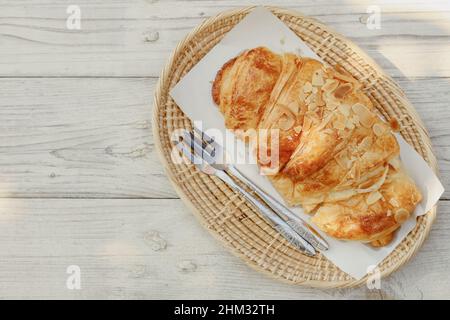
[212,47,422,246]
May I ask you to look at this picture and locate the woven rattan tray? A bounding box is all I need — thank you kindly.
[152,6,438,288]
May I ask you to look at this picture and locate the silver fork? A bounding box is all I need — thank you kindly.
[175,136,317,256]
[187,127,329,251]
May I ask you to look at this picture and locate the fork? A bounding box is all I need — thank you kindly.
[186,127,329,251]
[175,135,317,256]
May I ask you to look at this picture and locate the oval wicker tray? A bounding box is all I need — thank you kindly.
[152,6,438,288]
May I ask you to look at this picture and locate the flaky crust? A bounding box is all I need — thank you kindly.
[212,47,422,246]
[212,47,282,131]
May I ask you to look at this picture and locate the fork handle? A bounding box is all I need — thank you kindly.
[213,169,316,256]
[226,165,328,251]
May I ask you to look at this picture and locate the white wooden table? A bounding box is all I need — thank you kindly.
[0,0,449,299]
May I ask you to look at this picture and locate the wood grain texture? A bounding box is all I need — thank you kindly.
[0,198,448,299]
[0,77,448,199]
[0,0,449,77]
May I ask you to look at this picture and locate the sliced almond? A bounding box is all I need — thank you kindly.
[326,99,339,111]
[334,64,354,79]
[372,123,386,136]
[323,67,335,79]
[260,165,280,176]
[366,191,382,205]
[316,92,325,107]
[298,90,306,102]
[350,161,361,180]
[334,72,357,84]
[345,120,355,130]
[358,179,374,190]
[349,162,356,178]
[326,189,357,202]
[335,151,350,169]
[335,140,348,152]
[388,157,401,171]
[333,83,353,99]
[357,166,389,193]
[394,208,409,223]
[293,125,302,133]
[278,114,295,131]
[386,209,392,217]
[305,92,315,105]
[338,179,354,188]
[308,103,317,112]
[351,103,367,115]
[302,116,313,132]
[333,119,346,130]
[361,116,375,128]
[346,196,362,207]
[323,128,334,135]
[337,104,351,117]
[351,115,360,125]
[389,117,401,132]
[371,233,394,247]
[272,104,296,131]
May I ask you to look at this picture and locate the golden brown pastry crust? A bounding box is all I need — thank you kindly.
[212,47,422,246]
[212,47,282,131]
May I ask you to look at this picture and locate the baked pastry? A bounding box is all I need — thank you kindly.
[212,47,422,246]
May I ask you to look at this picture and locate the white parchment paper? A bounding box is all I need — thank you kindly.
[170,7,444,279]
